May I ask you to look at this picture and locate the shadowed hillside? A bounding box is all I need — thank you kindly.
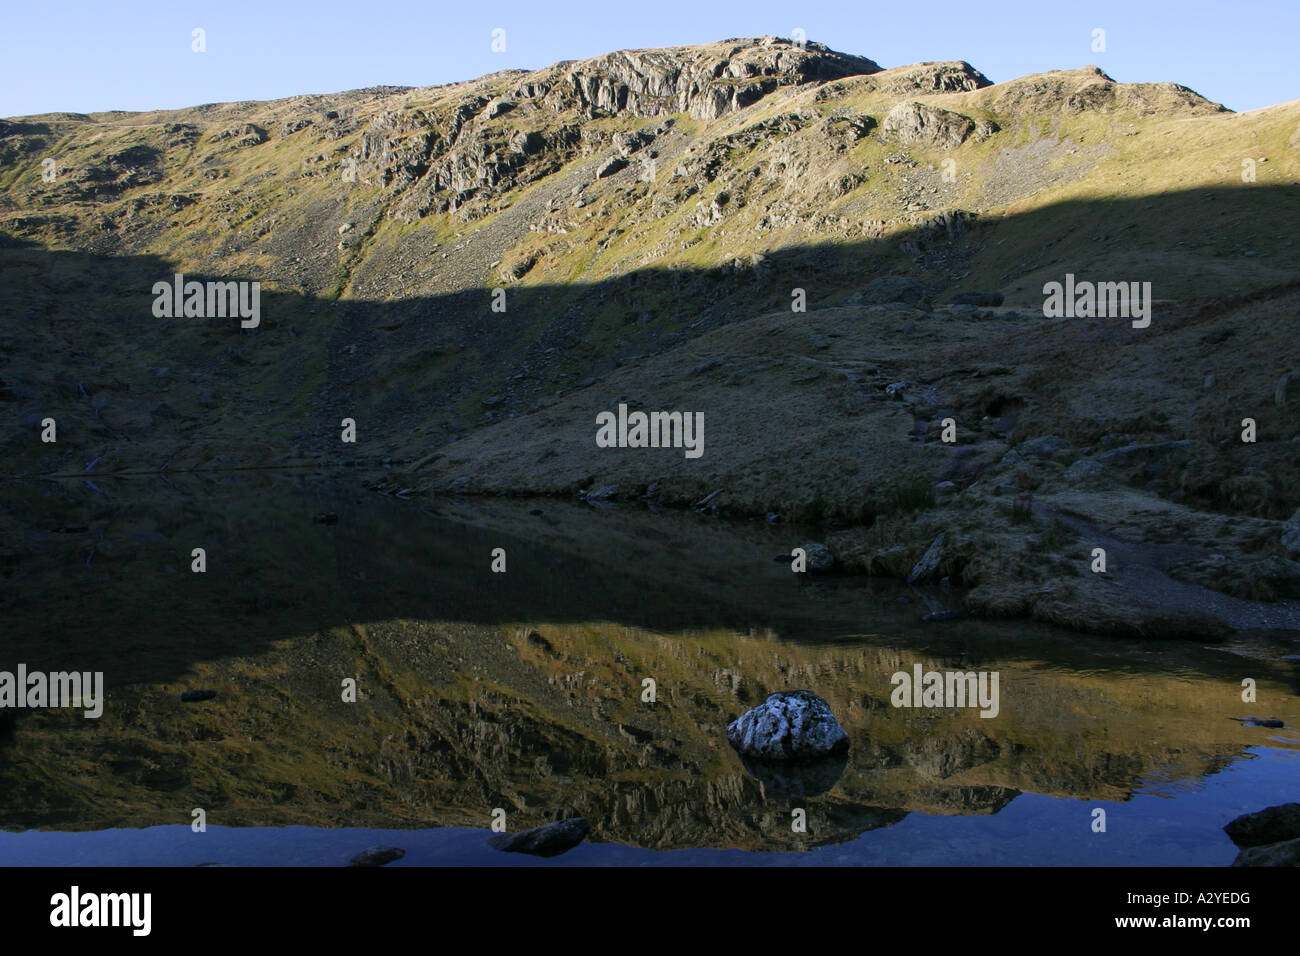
[3,36,1300,638]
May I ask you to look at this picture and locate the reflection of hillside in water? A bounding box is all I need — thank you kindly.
[2,474,1297,849]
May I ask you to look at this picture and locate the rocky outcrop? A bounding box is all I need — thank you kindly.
[878,61,993,95]
[882,101,995,149]
[545,38,881,121]
[988,66,1228,118]
[907,534,946,584]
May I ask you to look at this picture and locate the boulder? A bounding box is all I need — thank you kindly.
[1232,836,1300,867]
[847,275,924,306]
[595,156,628,178]
[488,818,591,857]
[1224,803,1300,847]
[882,101,984,150]
[348,846,405,867]
[727,690,849,760]
[906,534,945,584]
[799,542,835,572]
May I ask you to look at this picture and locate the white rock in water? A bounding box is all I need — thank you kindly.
[727,691,849,760]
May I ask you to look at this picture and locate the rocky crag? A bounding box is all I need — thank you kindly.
[3,36,1300,638]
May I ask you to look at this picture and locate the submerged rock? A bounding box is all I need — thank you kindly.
[348,845,406,867]
[922,609,967,622]
[488,818,591,857]
[1224,803,1300,847]
[727,690,849,760]
[1232,837,1300,867]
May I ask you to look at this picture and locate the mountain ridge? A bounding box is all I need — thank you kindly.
[2,36,1298,640]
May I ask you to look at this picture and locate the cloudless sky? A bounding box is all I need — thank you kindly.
[1,0,1293,118]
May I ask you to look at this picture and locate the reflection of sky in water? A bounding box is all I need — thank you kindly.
[4,748,1295,867]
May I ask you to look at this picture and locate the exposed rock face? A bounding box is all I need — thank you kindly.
[907,534,946,584]
[882,101,993,149]
[727,691,850,760]
[488,818,591,857]
[549,38,882,121]
[338,38,880,221]
[878,61,993,94]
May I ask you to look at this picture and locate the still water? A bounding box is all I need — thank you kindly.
[2,472,1297,865]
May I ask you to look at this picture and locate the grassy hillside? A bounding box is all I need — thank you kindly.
[3,36,1299,639]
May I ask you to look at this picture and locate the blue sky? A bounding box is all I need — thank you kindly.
[1,0,1292,117]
